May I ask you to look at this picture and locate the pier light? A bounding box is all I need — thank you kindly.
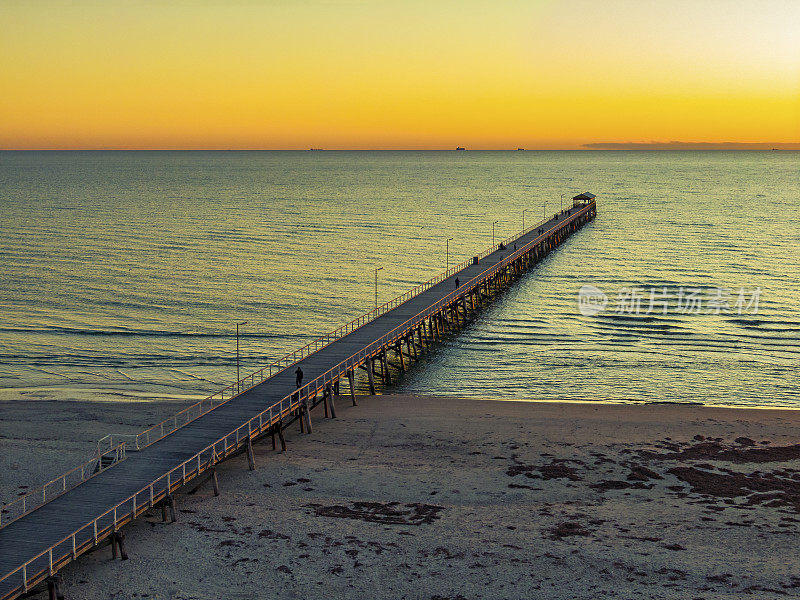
[446,237,454,272]
[236,321,248,392]
[374,266,384,310]
[522,209,529,231]
[492,220,499,247]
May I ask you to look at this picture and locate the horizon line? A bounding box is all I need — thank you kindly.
[2,147,799,152]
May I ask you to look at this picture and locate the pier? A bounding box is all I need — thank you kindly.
[0,196,596,600]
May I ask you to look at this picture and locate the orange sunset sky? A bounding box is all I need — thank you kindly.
[1,0,798,150]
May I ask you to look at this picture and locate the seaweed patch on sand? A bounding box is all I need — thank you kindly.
[305,501,444,525]
[668,466,800,513]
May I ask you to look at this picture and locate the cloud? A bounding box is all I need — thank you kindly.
[582,141,800,150]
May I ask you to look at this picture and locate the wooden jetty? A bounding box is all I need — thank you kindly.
[0,196,597,600]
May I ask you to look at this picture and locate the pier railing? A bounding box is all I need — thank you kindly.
[0,202,594,598]
[115,210,564,451]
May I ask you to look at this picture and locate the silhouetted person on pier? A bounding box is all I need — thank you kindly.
[498,242,505,250]
[455,277,460,288]
[295,366,303,388]
[513,243,517,251]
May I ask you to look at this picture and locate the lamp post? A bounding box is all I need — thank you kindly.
[543,200,547,220]
[492,220,499,247]
[446,237,453,272]
[236,321,248,392]
[374,266,383,311]
[522,208,529,231]
[561,193,564,212]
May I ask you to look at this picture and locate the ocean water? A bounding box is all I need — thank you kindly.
[0,151,797,407]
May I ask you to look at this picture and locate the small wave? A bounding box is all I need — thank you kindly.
[588,321,685,333]
[728,318,800,330]
[0,326,305,339]
[593,313,681,324]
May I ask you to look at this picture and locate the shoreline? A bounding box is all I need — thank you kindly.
[5,383,800,410]
[3,394,800,598]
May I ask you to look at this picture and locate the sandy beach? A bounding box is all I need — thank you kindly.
[3,394,800,599]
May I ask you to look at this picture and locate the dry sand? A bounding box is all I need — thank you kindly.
[3,395,800,599]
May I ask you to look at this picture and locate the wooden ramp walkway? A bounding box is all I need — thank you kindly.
[0,199,596,599]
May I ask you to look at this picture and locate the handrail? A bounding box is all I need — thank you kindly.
[120,208,568,451]
[0,201,594,597]
[0,443,126,530]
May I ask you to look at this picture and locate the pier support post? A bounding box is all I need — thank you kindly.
[302,396,313,434]
[246,436,256,470]
[46,574,65,600]
[347,369,357,406]
[322,385,331,419]
[271,421,286,451]
[326,383,337,418]
[277,422,286,451]
[396,343,406,372]
[333,380,340,396]
[367,360,376,394]
[381,351,391,384]
[110,530,128,561]
[212,468,220,496]
[159,495,177,523]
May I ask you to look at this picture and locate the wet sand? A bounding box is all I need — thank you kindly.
[3,395,800,599]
